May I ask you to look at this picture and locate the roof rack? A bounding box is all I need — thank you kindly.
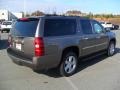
[44,14,84,18]
[44,14,66,16]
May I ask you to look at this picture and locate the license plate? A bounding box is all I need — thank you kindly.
[16,43,21,50]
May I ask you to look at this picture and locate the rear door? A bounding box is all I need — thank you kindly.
[43,18,77,66]
[80,19,97,56]
[9,18,39,59]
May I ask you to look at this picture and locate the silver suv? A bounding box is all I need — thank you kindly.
[7,16,116,76]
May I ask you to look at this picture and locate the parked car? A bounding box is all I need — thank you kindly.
[7,16,116,76]
[100,22,113,30]
[0,21,12,33]
[113,24,119,30]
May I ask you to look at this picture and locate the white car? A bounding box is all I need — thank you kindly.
[100,22,113,30]
[0,21,12,33]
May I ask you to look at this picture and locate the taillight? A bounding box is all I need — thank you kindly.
[19,18,29,21]
[34,37,44,57]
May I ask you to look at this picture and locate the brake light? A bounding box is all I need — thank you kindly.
[19,18,29,21]
[34,37,44,57]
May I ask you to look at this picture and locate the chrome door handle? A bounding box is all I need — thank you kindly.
[83,37,89,40]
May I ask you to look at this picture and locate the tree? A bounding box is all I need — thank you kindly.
[25,13,30,17]
[66,10,82,16]
[31,10,45,16]
[87,12,93,18]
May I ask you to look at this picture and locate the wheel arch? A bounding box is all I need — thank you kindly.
[109,38,116,45]
[58,46,79,67]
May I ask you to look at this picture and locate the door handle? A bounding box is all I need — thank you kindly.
[83,37,89,40]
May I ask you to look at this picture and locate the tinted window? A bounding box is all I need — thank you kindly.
[80,20,93,34]
[44,19,76,36]
[106,22,111,24]
[11,19,39,37]
[92,21,104,34]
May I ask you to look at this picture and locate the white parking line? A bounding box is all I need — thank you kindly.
[64,77,78,90]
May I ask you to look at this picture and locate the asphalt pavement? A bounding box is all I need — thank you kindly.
[0,30,120,90]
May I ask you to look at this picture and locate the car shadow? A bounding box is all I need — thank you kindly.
[36,47,120,78]
[0,39,9,50]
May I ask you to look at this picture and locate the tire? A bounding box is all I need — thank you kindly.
[60,52,78,77]
[107,41,115,56]
[1,30,3,33]
[7,30,9,33]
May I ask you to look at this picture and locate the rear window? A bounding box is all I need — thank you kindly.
[106,22,111,24]
[11,18,39,37]
[3,22,12,25]
[44,19,76,36]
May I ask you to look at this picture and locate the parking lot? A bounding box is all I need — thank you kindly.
[0,30,120,90]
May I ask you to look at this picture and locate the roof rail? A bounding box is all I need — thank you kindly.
[44,14,66,17]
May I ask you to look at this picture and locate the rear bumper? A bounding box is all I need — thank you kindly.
[1,28,10,32]
[7,48,58,70]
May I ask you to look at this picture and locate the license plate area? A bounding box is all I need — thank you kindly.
[16,43,22,51]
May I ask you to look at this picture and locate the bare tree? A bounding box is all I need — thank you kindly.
[66,10,82,16]
[31,10,45,16]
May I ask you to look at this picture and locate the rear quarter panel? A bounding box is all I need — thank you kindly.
[43,35,81,67]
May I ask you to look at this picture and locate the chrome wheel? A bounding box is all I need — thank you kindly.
[60,52,78,76]
[109,43,115,55]
[64,56,77,74]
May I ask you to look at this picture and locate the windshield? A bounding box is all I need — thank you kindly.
[11,18,39,37]
[3,22,12,25]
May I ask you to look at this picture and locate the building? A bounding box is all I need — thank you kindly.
[0,9,22,21]
[65,10,87,16]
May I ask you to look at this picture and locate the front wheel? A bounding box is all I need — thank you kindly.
[60,52,78,77]
[107,41,115,56]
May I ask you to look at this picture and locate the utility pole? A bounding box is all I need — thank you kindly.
[24,0,26,17]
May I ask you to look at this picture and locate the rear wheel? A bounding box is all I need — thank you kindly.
[107,41,115,56]
[1,30,3,33]
[7,30,9,33]
[60,52,78,77]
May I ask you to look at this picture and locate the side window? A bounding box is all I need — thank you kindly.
[92,21,104,34]
[80,20,93,34]
[44,19,76,36]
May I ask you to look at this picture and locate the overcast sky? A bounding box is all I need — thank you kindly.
[0,0,120,14]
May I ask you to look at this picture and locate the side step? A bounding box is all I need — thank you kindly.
[80,51,107,61]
